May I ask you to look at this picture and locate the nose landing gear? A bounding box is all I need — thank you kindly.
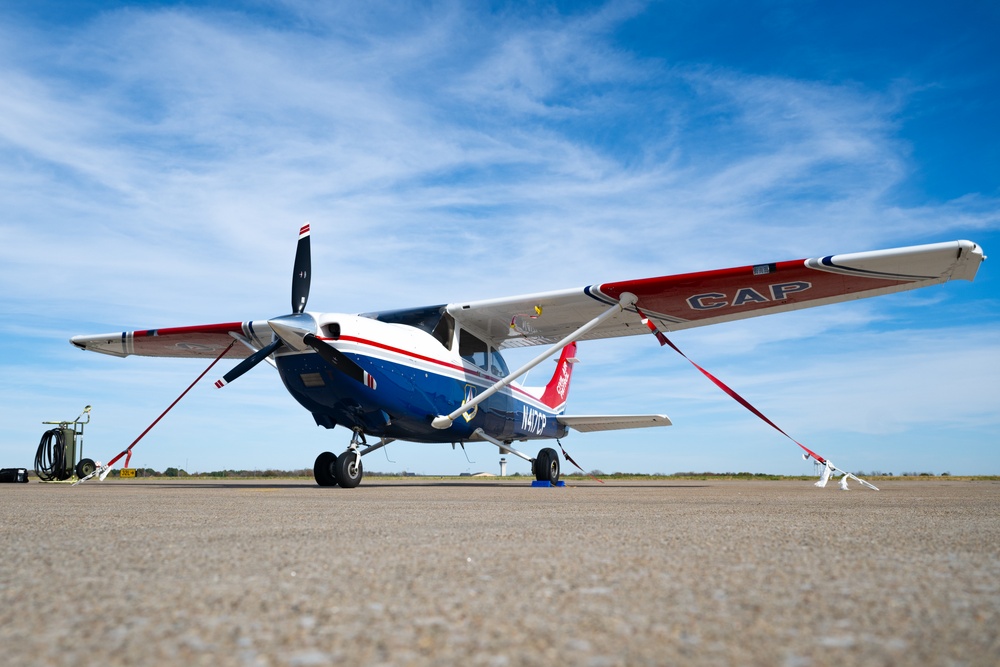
[313,432,394,488]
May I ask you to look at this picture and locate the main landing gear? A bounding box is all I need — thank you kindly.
[313,429,563,488]
[471,428,561,485]
[314,431,394,488]
[532,447,560,484]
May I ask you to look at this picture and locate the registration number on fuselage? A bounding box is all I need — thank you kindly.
[521,407,548,435]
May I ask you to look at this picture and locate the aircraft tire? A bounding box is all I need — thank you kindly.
[534,447,560,484]
[335,451,363,489]
[314,451,338,487]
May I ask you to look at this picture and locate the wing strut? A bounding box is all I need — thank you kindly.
[635,307,878,490]
[471,428,534,463]
[432,293,638,430]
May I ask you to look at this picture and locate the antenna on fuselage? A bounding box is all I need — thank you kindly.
[452,442,476,464]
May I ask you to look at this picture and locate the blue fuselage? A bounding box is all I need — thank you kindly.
[274,347,567,444]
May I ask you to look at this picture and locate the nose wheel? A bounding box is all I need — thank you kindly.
[335,450,363,488]
[313,451,337,486]
[313,449,364,488]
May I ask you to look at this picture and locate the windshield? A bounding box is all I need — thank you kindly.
[362,305,453,349]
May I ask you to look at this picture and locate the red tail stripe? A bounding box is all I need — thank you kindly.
[539,342,577,409]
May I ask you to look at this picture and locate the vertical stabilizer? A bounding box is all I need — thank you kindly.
[538,342,577,410]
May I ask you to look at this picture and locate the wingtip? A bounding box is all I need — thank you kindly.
[953,240,986,281]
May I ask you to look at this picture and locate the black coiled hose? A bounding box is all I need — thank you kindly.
[35,429,70,482]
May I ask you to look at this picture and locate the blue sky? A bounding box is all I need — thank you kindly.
[2,1,997,478]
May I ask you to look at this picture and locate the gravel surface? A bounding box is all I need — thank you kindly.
[1,478,997,666]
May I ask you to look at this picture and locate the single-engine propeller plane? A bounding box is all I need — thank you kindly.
[71,226,985,487]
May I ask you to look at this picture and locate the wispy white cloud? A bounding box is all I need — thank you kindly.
[0,2,996,475]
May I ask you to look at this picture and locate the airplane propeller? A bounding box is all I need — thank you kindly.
[214,224,310,388]
[214,339,283,388]
[291,223,311,314]
[215,223,368,389]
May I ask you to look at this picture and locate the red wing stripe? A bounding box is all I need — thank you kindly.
[132,322,244,337]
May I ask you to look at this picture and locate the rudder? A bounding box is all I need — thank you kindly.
[539,342,577,410]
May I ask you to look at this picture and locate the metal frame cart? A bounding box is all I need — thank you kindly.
[35,406,95,481]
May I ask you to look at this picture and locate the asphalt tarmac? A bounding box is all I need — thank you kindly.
[1,478,997,666]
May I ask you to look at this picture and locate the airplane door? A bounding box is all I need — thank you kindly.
[484,347,513,438]
[458,328,513,438]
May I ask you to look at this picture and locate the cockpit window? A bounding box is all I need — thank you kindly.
[360,304,452,349]
[459,328,488,370]
[431,312,455,349]
[361,305,446,333]
[490,349,509,378]
[459,328,508,377]
[360,305,505,372]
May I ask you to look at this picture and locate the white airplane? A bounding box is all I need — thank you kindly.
[71,226,985,487]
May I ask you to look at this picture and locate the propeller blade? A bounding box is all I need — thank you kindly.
[214,339,283,388]
[302,333,366,384]
[292,223,311,314]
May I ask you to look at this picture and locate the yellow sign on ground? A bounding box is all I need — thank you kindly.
[119,468,137,478]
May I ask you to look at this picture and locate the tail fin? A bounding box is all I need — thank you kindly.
[539,342,577,410]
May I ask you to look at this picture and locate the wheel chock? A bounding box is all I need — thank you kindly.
[530,480,566,487]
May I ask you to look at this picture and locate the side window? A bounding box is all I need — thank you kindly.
[458,328,489,371]
[490,349,509,378]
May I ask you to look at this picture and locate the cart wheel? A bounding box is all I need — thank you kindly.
[76,458,96,479]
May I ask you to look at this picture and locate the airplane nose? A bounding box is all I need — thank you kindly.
[267,313,317,351]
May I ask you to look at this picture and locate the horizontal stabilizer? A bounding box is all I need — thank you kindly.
[557,414,671,433]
